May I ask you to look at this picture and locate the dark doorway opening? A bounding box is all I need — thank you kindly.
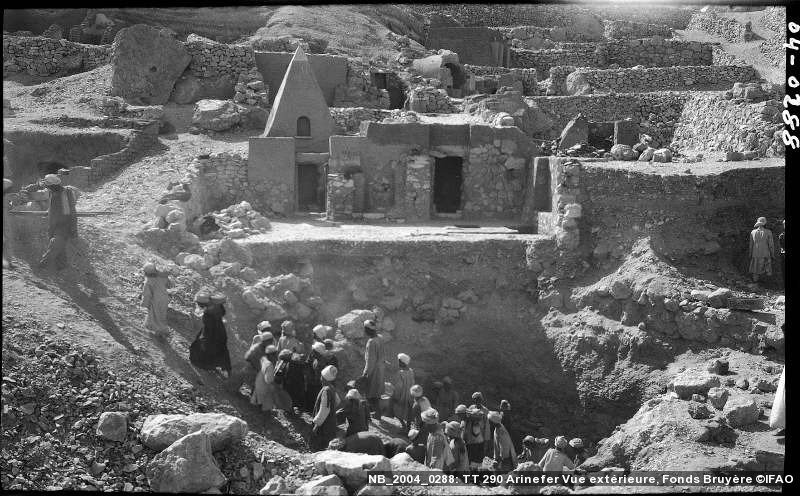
[433,156,463,213]
[297,164,320,211]
[371,72,388,89]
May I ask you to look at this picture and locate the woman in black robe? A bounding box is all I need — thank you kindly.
[189,292,232,377]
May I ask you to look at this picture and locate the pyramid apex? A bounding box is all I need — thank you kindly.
[293,45,307,61]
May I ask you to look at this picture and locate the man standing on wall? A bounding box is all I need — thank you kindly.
[23,174,81,271]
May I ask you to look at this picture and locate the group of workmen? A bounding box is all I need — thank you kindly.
[243,316,587,475]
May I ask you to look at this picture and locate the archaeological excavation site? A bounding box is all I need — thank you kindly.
[1,3,789,494]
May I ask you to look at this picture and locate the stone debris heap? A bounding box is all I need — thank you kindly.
[233,68,269,108]
[195,201,271,240]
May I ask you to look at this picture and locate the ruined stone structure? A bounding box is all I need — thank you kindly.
[426,26,509,67]
[326,121,538,221]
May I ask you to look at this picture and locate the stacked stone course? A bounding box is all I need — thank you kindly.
[329,108,399,134]
[687,11,756,43]
[463,142,526,216]
[407,86,456,113]
[603,20,672,40]
[2,36,111,76]
[511,40,713,75]
[332,60,391,109]
[184,34,256,78]
[568,65,758,95]
[463,65,538,95]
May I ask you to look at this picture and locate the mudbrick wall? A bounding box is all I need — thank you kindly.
[671,93,784,156]
[687,11,756,43]
[2,35,111,76]
[184,34,255,78]
[511,40,713,75]
[567,65,758,95]
[602,20,673,40]
[526,92,689,146]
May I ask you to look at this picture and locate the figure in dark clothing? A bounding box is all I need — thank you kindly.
[311,365,339,451]
[285,352,307,411]
[384,437,410,458]
[405,428,427,463]
[332,431,385,456]
[189,292,232,377]
[27,174,80,270]
[336,388,370,437]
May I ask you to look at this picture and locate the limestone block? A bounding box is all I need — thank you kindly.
[140,413,248,452]
[96,412,128,442]
[146,431,226,493]
[313,451,391,490]
[672,371,721,399]
[722,396,760,428]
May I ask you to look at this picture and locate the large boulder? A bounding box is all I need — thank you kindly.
[707,387,730,410]
[295,475,348,496]
[336,310,377,339]
[146,431,227,493]
[672,371,721,399]
[96,412,128,442]
[192,99,241,132]
[314,451,391,490]
[111,24,191,105]
[557,113,588,150]
[722,396,760,428]
[140,413,248,452]
[610,144,637,161]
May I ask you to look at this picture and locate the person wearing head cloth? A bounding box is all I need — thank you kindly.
[2,177,16,269]
[140,261,171,340]
[311,365,340,451]
[188,290,232,378]
[446,421,470,472]
[437,376,460,421]
[519,435,537,464]
[322,339,339,369]
[409,385,433,432]
[568,438,587,466]
[499,399,512,434]
[244,326,273,390]
[251,344,281,412]
[304,340,328,413]
[360,319,386,419]
[312,324,329,342]
[336,388,370,437]
[392,353,416,431]
[538,435,575,472]
[277,320,304,355]
[423,409,454,470]
[465,392,491,469]
[488,410,517,472]
[25,173,81,271]
[749,216,776,284]
[447,404,469,439]
[404,428,426,463]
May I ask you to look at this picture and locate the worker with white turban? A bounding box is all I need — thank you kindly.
[304,340,328,413]
[336,388,370,437]
[422,409,453,470]
[24,173,81,270]
[311,365,339,450]
[538,435,575,472]
[392,353,415,430]
[488,410,517,471]
[749,216,775,283]
[409,385,432,432]
[360,319,386,419]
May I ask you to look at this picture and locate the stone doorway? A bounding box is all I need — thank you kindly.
[433,156,463,214]
[297,163,320,212]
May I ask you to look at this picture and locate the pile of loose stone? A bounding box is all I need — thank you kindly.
[193,201,271,240]
[407,85,456,113]
[233,68,269,107]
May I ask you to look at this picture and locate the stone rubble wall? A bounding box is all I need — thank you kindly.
[544,66,578,96]
[671,93,784,156]
[332,60,391,109]
[463,141,527,217]
[329,108,400,134]
[568,65,758,95]
[687,11,756,43]
[410,4,693,30]
[761,6,786,35]
[711,45,747,66]
[511,40,713,75]
[490,25,595,46]
[408,86,456,113]
[184,34,256,78]
[463,65,538,95]
[526,92,689,147]
[2,35,111,77]
[602,20,673,40]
